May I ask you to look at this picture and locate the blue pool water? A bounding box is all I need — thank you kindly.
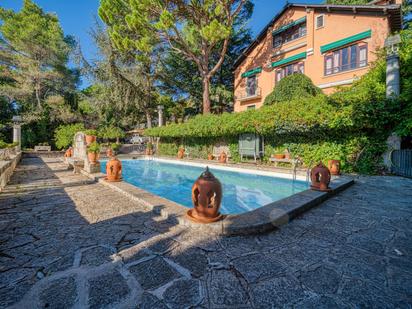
[101,159,308,214]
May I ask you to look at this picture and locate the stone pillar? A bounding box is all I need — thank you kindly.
[383,35,402,169]
[157,105,164,127]
[12,116,22,152]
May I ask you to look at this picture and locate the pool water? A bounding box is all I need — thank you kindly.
[101,159,308,215]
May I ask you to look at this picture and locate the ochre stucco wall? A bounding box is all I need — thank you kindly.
[233,7,392,112]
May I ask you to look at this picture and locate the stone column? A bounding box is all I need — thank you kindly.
[383,35,402,169]
[12,116,22,152]
[157,105,164,127]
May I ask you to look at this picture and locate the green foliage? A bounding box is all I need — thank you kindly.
[84,129,97,136]
[54,123,85,150]
[0,140,18,149]
[87,141,101,153]
[98,126,125,140]
[264,74,322,105]
[110,143,120,152]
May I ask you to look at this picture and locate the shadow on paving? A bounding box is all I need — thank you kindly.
[0,155,411,308]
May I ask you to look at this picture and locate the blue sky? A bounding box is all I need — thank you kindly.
[2,0,321,87]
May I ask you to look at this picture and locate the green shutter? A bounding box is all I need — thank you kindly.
[271,52,307,68]
[241,67,262,78]
[272,17,306,35]
[320,30,372,54]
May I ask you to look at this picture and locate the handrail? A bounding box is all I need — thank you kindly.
[306,160,313,184]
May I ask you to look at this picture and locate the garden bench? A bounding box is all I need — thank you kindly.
[34,145,51,152]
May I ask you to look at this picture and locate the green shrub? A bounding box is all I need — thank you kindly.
[98,126,125,140]
[264,74,322,105]
[84,129,97,136]
[87,141,101,153]
[110,143,121,151]
[0,140,8,149]
[54,123,85,150]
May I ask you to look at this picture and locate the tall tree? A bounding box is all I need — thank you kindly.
[0,0,77,110]
[98,0,250,114]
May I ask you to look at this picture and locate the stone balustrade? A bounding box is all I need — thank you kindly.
[0,149,22,191]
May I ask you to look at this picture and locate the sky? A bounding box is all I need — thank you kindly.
[1,0,321,88]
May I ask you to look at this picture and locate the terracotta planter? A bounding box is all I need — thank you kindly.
[186,167,224,223]
[328,160,341,175]
[106,148,114,158]
[64,147,73,158]
[87,152,99,164]
[177,148,185,159]
[284,152,291,160]
[219,152,227,163]
[273,154,285,159]
[310,162,331,192]
[85,135,96,145]
[146,148,153,155]
[106,157,122,182]
[207,154,213,160]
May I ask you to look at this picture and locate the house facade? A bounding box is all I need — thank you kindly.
[233,0,402,112]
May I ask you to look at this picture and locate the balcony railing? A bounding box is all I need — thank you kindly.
[237,87,262,101]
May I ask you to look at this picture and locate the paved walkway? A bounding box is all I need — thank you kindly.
[0,156,411,308]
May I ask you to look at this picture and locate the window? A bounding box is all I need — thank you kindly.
[324,43,368,76]
[275,61,304,83]
[316,15,324,29]
[246,75,257,96]
[273,23,306,48]
[247,105,256,110]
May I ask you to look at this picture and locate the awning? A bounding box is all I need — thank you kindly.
[271,52,307,68]
[272,17,306,35]
[241,67,262,78]
[320,29,372,54]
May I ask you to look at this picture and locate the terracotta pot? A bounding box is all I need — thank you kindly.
[273,154,285,159]
[177,148,185,159]
[85,135,96,145]
[186,167,224,223]
[207,154,213,160]
[328,160,341,175]
[106,157,122,182]
[310,162,331,192]
[219,152,227,163]
[64,147,73,158]
[106,148,114,158]
[284,152,291,160]
[87,152,99,164]
[145,148,153,155]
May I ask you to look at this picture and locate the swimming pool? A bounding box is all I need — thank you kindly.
[101,159,308,215]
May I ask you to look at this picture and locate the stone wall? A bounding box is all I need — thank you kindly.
[23,151,65,158]
[0,152,22,191]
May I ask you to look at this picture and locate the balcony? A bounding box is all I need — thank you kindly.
[237,87,262,101]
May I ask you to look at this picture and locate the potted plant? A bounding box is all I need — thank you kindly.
[146,142,154,155]
[107,143,120,157]
[87,141,101,164]
[207,153,213,160]
[177,146,185,159]
[84,129,97,145]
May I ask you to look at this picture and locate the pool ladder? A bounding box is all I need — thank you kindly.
[306,161,314,184]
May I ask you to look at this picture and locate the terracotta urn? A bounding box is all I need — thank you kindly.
[106,157,122,182]
[219,152,227,163]
[177,148,185,159]
[186,167,224,223]
[85,135,96,145]
[328,160,341,176]
[273,154,285,159]
[284,150,291,160]
[310,162,331,192]
[64,147,73,158]
[106,148,114,158]
[207,154,213,160]
[87,152,99,164]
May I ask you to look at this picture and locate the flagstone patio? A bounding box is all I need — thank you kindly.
[0,156,411,308]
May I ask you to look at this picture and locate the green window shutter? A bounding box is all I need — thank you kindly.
[272,17,307,35]
[320,30,372,54]
[241,67,262,78]
[271,52,307,68]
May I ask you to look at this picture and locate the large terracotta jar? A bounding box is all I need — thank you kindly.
[186,167,223,223]
[106,148,114,158]
[207,154,213,161]
[85,135,96,145]
[87,152,99,164]
[219,152,227,163]
[64,147,73,158]
[177,148,185,159]
[310,162,331,192]
[328,160,341,176]
[106,157,122,182]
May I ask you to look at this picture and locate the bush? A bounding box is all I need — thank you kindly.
[54,123,85,150]
[84,129,97,136]
[87,141,101,153]
[264,74,322,105]
[98,126,125,140]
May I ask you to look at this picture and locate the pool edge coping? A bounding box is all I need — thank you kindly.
[80,161,354,236]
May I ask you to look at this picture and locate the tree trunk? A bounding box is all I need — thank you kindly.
[202,76,211,114]
[35,84,41,109]
[146,111,152,128]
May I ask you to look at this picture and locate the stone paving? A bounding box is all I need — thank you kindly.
[0,156,411,308]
